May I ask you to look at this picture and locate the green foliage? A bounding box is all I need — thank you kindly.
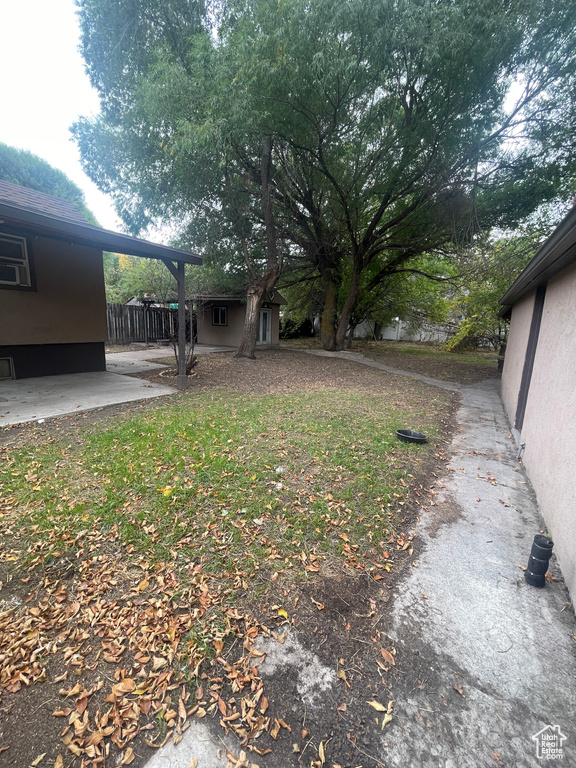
[347,254,458,331]
[108,255,179,304]
[73,0,576,350]
[104,255,248,304]
[444,228,547,350]
[0,142,96,224]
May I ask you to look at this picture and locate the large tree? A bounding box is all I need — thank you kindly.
[74,0,576,352]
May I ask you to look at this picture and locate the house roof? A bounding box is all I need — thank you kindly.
[193,290,287,305]
[0,180,202,265]
[0,181,90,225]
[499,204,576,317]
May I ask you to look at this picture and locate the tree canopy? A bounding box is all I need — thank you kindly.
[74,0,576,351]
[0,143,96,224]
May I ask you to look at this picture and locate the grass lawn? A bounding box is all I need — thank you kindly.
[281,337,500,385]
[0,354,455,766]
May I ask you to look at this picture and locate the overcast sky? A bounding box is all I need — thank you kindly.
[0,0,120,229]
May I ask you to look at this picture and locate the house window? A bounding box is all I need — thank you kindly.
[0,233,31,288]
[212,306,227,326]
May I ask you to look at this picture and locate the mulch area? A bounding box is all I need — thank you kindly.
[134,344,500,391]
[137,347,434,392]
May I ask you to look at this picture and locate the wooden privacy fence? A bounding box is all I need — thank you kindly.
[107,303,190,345]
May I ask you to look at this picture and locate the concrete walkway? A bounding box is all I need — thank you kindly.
[106,344,236,375]
[141,353,575,768]
[385,377,575,767]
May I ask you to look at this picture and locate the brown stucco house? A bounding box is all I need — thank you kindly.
[499,204,576,598]
[0,180,201,380]
[195,291,286,348]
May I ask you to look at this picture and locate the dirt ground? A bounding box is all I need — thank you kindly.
[0,348,481,768]
[134,342,499,390]
[277,339,500,387]
[353,343,499,386]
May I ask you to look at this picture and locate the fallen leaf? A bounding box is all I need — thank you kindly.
[30,754,47,766]
[54,757,63,768]
[367,700,387,712]
[453,684,465,697]
[381,700,394,729]
[336,668,350,688]
[337,703,347,712]
[380,648,395,666]
[188,759,198,768]
[112,678,135,696]
[319,741,325,765]
[119,747,135,765]
[381,713,393,729]
[490,754,504,766]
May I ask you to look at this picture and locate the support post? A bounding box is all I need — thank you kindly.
[177,260,187,391]
[160,258,188,391]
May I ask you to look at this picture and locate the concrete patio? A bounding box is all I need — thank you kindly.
[0,344,234,426]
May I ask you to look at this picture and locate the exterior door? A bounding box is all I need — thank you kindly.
[257,309,271,345]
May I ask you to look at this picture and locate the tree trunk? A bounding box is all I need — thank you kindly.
[235,136,283,359]
[320,274,339,350]
[334,270,360,351]
[235,287,262,359]
[346,323,357,349]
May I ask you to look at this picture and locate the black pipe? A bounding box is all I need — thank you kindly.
[525,535,554,588]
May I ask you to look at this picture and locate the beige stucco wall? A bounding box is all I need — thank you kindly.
[196,303,246,347]
[501,291,535,423]
[196,302,281,347]
[0,235,107,346]
[516,262,576,597]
